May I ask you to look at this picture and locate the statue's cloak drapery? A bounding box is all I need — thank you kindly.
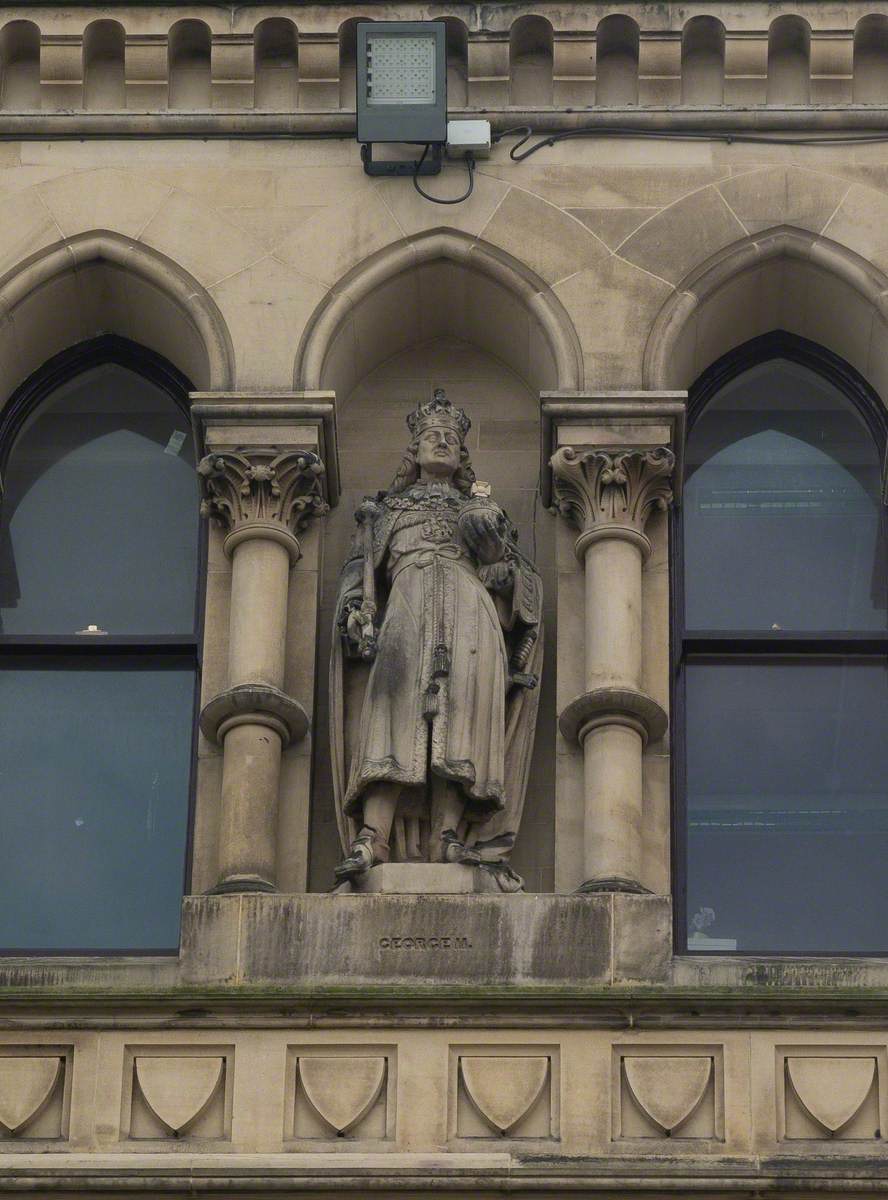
[330,483,543,875]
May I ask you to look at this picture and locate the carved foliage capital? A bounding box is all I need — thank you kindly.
[550,446,675,541]
[197,447,329,544]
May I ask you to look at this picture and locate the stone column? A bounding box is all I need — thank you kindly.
[551,446,674,893]
[195,427,330,894]
[545,394,683,895]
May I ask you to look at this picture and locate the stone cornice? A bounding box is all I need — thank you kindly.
[0,109,887,139]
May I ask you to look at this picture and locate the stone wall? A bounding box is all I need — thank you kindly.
[1,1,888,1194]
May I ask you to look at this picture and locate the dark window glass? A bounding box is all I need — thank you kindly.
[686,658,888,953]
[685,359,885,632]
[0,658,195,951]
[0,347,199,952]
[0,363,197,635]
[680,346,888,955]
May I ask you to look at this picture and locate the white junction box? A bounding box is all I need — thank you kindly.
[446,119,492,158]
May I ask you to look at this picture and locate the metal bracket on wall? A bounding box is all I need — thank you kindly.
[361,142,443,177]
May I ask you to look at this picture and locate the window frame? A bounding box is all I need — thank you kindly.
[671,330,888,957]
[0,334,205,956]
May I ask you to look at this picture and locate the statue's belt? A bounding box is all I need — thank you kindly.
[388,546,472,580]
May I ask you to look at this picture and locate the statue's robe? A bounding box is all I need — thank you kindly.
[330,480,543,878]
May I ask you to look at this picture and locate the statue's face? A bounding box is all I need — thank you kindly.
[416,425,461,477]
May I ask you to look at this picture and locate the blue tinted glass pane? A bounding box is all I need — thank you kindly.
[685,659,888,953]
[0,364,198,635]
[0,658,194,950]
[685,360,885,631]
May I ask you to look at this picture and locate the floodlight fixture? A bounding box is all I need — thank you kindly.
[357,21,447,177]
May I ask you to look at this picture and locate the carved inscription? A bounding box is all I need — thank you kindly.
[379,936,473,950]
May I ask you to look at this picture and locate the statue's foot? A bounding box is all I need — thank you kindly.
[333,834,375,884]
[440,830,481,866]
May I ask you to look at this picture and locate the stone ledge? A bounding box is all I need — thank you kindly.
[0,1151,886,1194]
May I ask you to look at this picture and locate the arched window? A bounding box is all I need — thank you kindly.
[0,336,201,952]
[677,334,888,954]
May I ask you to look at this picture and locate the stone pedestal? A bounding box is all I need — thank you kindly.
[355,863,501,894]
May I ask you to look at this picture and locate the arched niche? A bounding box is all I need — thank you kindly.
[0,20,40,110]
[767,14,811,105]
[854,15,888,103]
[338,17,367,109]
[681,16,725,105]
[254,17,298,110]
[643,226,888,406]
[300,231,580,892]
[168,18,211,110]
[444,17,468,107]
[596,14,639,106]
[83,19,125,111]
[0,230,234,404]
[509,15,554,106]
[294,229,583,397]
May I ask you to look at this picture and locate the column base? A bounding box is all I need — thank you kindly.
[208,874,278,896]
[576,875,652,895]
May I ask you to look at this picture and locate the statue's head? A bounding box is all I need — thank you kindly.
[390,389,475,495]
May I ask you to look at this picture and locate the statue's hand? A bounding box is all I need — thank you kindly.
[345,603,364,645]
[459,502,506,564]
[340,597,378,660]
[478,560,513,593]
[355,497,382,526]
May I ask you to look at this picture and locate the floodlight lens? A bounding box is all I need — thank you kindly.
[366,34,437,105]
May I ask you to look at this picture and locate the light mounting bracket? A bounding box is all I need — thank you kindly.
[360,142,443,177]
[356,21,447,178]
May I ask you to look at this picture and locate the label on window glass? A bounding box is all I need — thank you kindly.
[164,430,187,456]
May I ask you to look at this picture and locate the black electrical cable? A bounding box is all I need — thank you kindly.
[412,143,476,204]
[493,124,888,162]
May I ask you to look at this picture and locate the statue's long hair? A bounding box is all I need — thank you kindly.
[388,439,476,496]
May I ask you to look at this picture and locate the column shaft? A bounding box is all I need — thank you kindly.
[582,721,645,890]
[228,538,291,689]
[582,532,646,888]
[584,535,642,691]
[217,720,283,889]
[214,535,293,891]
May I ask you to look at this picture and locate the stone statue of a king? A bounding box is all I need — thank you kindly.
[329,390,543,892]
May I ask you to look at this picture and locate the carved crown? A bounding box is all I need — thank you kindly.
[407,388,471,442]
